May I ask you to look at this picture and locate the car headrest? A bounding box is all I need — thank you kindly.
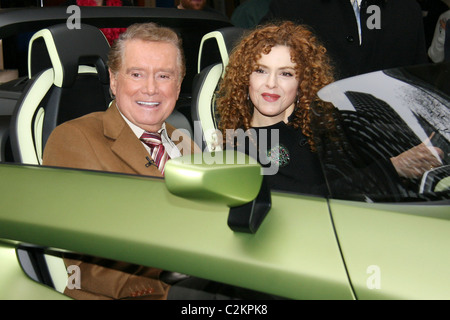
[191,63,223,152]
[197,26,245,74]
[27,23,110,87]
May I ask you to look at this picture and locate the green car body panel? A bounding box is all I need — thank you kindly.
[1,160,449,299]
[330,200,450,299]
[0,163,354,300]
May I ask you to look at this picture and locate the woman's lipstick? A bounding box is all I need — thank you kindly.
[261,93,280,102]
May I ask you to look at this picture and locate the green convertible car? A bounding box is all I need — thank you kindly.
[0,6,449,300]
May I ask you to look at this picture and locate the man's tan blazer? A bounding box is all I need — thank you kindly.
[42,101,200,300]
[43,100,199,175]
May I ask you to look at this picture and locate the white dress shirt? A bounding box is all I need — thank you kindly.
[428,10,450,63]
[117,105,182,159]
[351,0,362,44]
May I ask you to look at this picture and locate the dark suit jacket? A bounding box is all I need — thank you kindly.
[262,0,428,79]
[43,101,200,176]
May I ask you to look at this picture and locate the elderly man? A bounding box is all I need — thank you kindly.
[43,22,198,176]
[43,22,199,300]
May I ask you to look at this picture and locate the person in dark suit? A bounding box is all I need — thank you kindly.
[261,0,428,80]
[43,22,200,300]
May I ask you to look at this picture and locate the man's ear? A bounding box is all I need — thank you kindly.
[176,80,182,99]
[109,69,116,96]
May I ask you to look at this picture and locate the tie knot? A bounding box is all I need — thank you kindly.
[140,131,169,175]
[140,132,162,148]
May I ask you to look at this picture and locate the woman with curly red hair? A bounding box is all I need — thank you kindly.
[216,21,336,194]
[216,21,444,195]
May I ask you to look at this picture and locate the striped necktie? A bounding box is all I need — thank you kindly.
[140,132,170,175]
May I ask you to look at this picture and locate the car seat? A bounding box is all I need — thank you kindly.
[10,23,111,165]
[191,27,245,152]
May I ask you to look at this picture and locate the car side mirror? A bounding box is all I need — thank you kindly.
[165,150,271,233]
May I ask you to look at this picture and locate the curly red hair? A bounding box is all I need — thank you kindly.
[216,21,335,151]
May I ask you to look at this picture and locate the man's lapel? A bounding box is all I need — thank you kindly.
[103,101,163,177]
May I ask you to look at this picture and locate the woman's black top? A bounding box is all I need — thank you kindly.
[234,121,328,196]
